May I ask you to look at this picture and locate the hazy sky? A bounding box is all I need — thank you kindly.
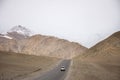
[0,0,120,48]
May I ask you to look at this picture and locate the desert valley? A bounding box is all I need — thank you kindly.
[0,26,120,80]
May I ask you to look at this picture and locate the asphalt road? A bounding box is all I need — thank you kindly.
[34,60,71,80]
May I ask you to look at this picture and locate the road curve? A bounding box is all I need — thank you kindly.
[35,60,71,80]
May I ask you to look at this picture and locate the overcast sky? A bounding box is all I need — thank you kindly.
[0,0,120,48]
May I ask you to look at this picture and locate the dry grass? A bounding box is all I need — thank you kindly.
[0,51,60,80]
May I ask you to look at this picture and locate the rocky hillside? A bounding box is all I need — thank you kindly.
[0,26,87,59]
[67,31,120,80]
[82,31,120,61]
[21,35,87,59]
[0,37,17,52]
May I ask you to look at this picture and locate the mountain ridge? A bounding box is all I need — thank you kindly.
[0,25,87,59]
[76,31,120,62]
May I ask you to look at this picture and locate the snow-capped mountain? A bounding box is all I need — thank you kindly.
[0,25,32,53]
[0,25,32,40]
[8,25,32,36]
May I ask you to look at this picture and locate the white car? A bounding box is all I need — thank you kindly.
[60,66,65,71]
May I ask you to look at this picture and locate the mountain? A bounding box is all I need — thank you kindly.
[67,31,120,80]
[7,25,31,40]
[6,32,27,40]
[0,26,87,59]
[0,25,31,52]
[82,31,120,61]
[0,25,31,53]
[8,25,31,36]
[21,35,87,59]
[0,25,31,40]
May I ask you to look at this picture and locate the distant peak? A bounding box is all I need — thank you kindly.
[8,25,32,36]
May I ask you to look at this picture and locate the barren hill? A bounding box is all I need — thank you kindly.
[67,31,120,80]
[0,26,87,59]
[82,31,120,61]
[21,35,87,59]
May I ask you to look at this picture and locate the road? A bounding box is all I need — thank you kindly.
[34,60,71,80]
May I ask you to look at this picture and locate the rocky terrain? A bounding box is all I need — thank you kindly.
[82,31,120,61]
[0,25,87,59]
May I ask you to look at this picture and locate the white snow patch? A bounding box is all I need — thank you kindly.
[2,35,13,39]
[9,25,32,36]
